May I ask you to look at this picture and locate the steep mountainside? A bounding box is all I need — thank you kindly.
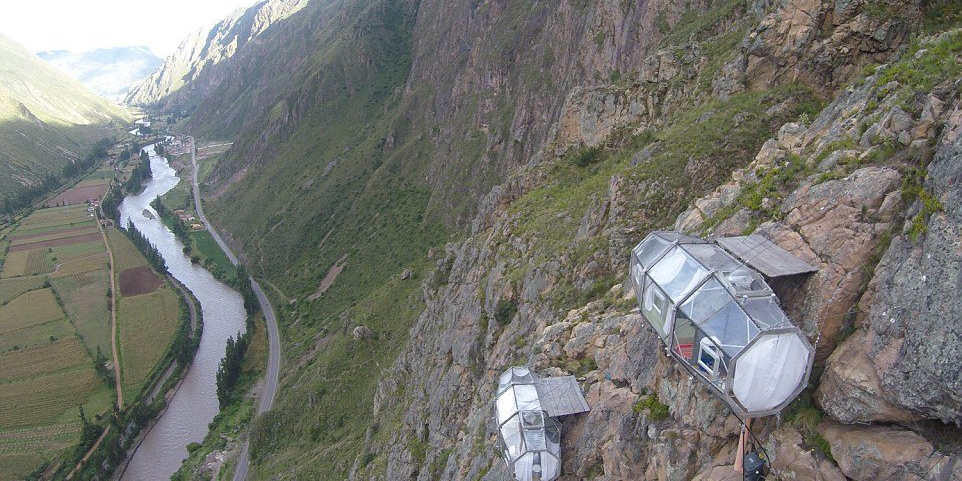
[0,34,128,197]
[167,0,962,479]
[38,47,162,99]
[124,0,312,137]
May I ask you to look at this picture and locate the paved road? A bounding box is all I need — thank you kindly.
[187,137,281,481]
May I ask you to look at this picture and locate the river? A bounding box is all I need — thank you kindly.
[118,144,247,480]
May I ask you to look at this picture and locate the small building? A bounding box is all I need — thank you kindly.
[629,231,815,417]
[495,367,590,481]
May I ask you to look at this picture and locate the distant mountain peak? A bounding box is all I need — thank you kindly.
[37,46,163,100]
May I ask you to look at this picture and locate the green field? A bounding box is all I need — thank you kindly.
[52,269,110,355]
[83,168,117,181]
[14,205,93,234]
[0,277,44,304]
[24,248,55,275]
[0,318,74,353]
[50,252,107,278]
[117,288,181,397]
[190,230,236,277]
[0,288,66,335]
[49,239,105,261]
[0,337,89,382]
[0,366,106,429]
[107,227,150,272]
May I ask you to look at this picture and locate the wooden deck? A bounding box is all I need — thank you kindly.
[717,235,817,278]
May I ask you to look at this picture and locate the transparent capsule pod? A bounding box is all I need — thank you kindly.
[630,231,815,416]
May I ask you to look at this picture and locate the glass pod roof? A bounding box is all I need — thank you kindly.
[496,367,562,481]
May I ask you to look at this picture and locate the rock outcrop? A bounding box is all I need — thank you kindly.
[743,0,922,95]
[820,98,962,425]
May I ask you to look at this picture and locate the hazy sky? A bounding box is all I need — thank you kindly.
[0,0,257,57]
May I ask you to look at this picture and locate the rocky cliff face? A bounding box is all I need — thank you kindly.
[352,4,962,481]
[168,0,962,479]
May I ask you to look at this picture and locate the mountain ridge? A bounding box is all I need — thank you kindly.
[0,33,128,197]
[151,0,962,479]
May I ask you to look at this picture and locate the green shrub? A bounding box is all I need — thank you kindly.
[494,299,518,326]
[633,395,670,420]
[570,145,604,168]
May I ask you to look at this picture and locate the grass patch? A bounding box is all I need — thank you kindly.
[633,395,670,420]
[877,29,962,111]
[784,391,834,462]
[494,299,518,326]
[902,166,944,241]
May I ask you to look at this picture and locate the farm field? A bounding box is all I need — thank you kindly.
[0,276,44,303]
[117,288,180,398]
[52,269,110,355]
[0,204,102,278]
[46,175,112,206]
[0,202,181,477]
[107,227,151,272]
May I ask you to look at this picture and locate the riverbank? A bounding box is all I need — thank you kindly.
[117,139,248,480]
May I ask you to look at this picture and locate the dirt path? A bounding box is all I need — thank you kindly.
[98,219,124,408]
[65,426,111,480]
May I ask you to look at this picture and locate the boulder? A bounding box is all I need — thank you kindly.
[816,329,921,423]
[352,325,373,340]
[770,425,846,481]
[757,166,903,360]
